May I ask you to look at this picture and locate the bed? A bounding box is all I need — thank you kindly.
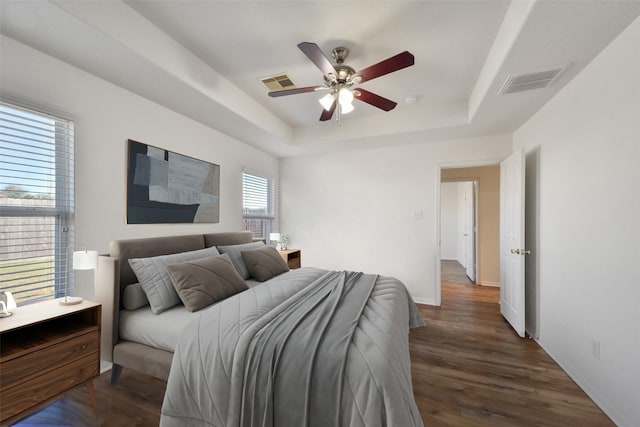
[95,232,424,426]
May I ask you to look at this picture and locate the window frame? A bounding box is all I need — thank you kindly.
[0,100,75,305]
[242,171,277,243]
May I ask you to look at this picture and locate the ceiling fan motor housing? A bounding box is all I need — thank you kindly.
[332,47,349,64]
[325,64,356,85]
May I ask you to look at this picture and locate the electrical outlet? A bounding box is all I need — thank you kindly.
[591,339,600,360]
[412,210,423,220]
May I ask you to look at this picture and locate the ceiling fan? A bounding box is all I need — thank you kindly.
[268,42,415,122]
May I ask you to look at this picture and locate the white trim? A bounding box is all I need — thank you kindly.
[412,297,437,306]
[439,158,506,170]
[435,158,504,305]
[534,338,627,427]
[434,166,442,306]
[481,282,500,287]
[100,360,112,374]
[241,166,277,182]
[0,94,78,122]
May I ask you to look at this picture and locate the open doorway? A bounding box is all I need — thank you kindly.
[440,181,477,284]
[436,164,501,304]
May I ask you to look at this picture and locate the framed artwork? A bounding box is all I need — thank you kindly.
[127,139,220,224]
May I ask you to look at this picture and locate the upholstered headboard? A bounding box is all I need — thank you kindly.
[95,231,253,362]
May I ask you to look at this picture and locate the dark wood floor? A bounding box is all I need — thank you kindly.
[410,261,613,426]
[441,259,476,285]
[13,262,612,426]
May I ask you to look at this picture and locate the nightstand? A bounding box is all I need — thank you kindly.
[0,299,101,424]
[279,249,301,269]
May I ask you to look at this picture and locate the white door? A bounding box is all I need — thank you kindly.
[463,182,476,282]
[500,150,526,337]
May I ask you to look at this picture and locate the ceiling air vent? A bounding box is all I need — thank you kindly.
[260,74,296,91]
[499,68,563,95]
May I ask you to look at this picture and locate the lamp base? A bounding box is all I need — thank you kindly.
[59,296,83,306]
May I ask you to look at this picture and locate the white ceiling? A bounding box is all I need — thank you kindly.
[1,1,640,157]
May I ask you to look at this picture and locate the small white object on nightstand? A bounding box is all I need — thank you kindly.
[59,248,98,306]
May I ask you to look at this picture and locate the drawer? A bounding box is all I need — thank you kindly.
[0,330,99,391]
[0,352,99,421]
[289,258,301,269]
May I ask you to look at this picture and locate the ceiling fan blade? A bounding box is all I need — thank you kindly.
[353,51,414,84]
[298,42,337,76]
[355,89,397,111]
[268,86,324,97]
[319,102,336,121]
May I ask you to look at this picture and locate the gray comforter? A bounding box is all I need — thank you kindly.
[160,267,425,427]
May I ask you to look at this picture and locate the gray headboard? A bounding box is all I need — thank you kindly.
[109,231,253,299]
[95,231,253,362]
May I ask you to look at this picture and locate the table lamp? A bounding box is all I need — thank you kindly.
[60,247,98,305]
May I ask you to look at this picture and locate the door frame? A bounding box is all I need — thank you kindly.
[435,159,503,306]
[463,181,477,282]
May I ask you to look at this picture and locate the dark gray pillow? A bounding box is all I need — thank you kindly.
[122,283,149,310]
[216,241,265,279]
[241,246,290,282]
[166,254,248,312]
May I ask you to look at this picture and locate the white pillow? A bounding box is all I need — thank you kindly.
[216,241,265,279]
[129,246,220,314]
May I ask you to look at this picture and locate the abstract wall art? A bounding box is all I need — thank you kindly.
[127,140,220,224]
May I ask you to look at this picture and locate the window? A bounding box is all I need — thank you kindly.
[0,101,75,305]
[242,172,276,242]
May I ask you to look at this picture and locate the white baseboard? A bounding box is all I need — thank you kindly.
[100,360,112,374]
[534,339,630,426]
[412,297,437,306]
[481,281,500,287]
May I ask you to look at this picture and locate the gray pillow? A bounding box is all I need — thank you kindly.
[216,241,265,279]
[122,283,149,310]
[166,254,249,312]
[129,246,220,314]
[241,246,290,282]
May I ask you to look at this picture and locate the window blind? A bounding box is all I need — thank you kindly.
[0,101,75,305]
[242,172,276,242]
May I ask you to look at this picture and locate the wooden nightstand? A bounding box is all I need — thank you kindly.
[279,249,301,269]
[0,299,101,425]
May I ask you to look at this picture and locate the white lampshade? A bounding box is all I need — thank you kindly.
[341,102,355,114]
[318,93,335,111]
[269,233,281,242]
[338,88,354,106]
[73,250,98,270]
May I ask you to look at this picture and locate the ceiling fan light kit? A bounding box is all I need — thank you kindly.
[340,101,355,115]
[319,92,335,111]
[268,42,414,124]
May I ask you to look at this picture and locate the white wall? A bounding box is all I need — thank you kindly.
[439,182,459,260]
[0,36,278,300]
[514,16,640,427]
[280,135,512,304]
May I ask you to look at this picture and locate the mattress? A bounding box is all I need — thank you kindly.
[119,278,263,352]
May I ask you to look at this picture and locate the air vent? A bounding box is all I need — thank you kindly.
[499,68,563,95]
[260,74,296,91]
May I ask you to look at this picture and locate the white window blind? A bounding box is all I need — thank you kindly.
[242,172,276,242]
[0,101,75,305]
